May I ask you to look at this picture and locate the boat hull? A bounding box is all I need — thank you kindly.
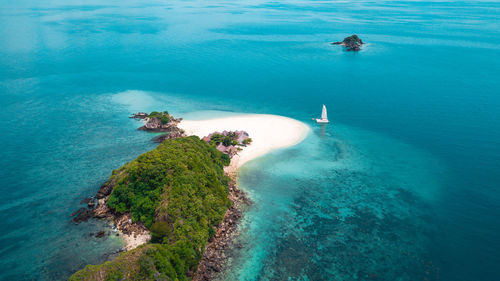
[316,119,329,124]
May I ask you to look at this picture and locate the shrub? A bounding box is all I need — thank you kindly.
[148,111,171,124]
[242,138,253,145]
[222,136,232,146]
[209,133,224,145]
[150,222,172,243]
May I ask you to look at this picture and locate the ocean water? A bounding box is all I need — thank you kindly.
[1,0,499,280]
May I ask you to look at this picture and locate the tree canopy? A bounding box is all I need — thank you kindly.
[148,111,171,124]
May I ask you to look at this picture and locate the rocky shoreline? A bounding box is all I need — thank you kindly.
[193,172,251,281]
[71,178,151,250]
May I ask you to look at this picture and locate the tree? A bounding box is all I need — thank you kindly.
[242,138,253,145]
[222,136,232,146]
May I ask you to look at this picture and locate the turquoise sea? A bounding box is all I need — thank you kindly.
[1,0,499,280]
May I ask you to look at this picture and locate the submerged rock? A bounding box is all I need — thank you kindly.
[332,34,364,51]
[80,196,96,209]
[71,207,92,224]
[129,112,148,119]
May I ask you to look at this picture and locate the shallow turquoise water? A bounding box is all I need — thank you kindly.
[223,124,446,280]
[1,0,500,280]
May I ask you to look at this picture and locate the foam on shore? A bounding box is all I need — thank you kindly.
[178,114,311,173]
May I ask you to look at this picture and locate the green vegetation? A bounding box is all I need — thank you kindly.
[208,133,233,147]
[208,133,225,146]
[148,111,171,124]
[70,136,231,281]
[70,245,149,281]
[242,138,253,145]
[208,133,239,147]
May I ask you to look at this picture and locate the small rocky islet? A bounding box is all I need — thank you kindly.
[332,34,364,51]
[69,110,251,281]
[131,111,185,141]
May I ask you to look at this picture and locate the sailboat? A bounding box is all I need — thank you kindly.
[315,104,330,123]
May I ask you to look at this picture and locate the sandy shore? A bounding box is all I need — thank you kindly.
[178,114,310,173]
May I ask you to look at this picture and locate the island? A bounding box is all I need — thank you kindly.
[332,34,364,51]
[70,111,310,281]
[132,111,186,141]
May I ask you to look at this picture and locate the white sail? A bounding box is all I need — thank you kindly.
[315,104,330,123]
[321,104,328,120]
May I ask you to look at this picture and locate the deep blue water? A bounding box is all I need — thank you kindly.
[1,0,499,280]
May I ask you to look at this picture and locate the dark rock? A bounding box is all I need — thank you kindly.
[138,115,183,132]
[71,207,92,224]
[332,34,364,51]
[152,127,186,143]
[71,208,85,217]
[80,196,97,209]
[93,200,111,218]
[129,112,148,119]
[96,181,114,199]
[95,230,106,238]
[79,197,92,205]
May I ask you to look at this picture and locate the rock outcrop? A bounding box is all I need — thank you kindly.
[132,111,186,142]
[136,112,182,132]
[152,127,185,142]
[129,112,148,119]
[332,34,364,51]
[70,207,93,224]
[138,117,181,132]
[71,174,151,249]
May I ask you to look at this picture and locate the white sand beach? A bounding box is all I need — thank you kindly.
[178,114,310,173]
